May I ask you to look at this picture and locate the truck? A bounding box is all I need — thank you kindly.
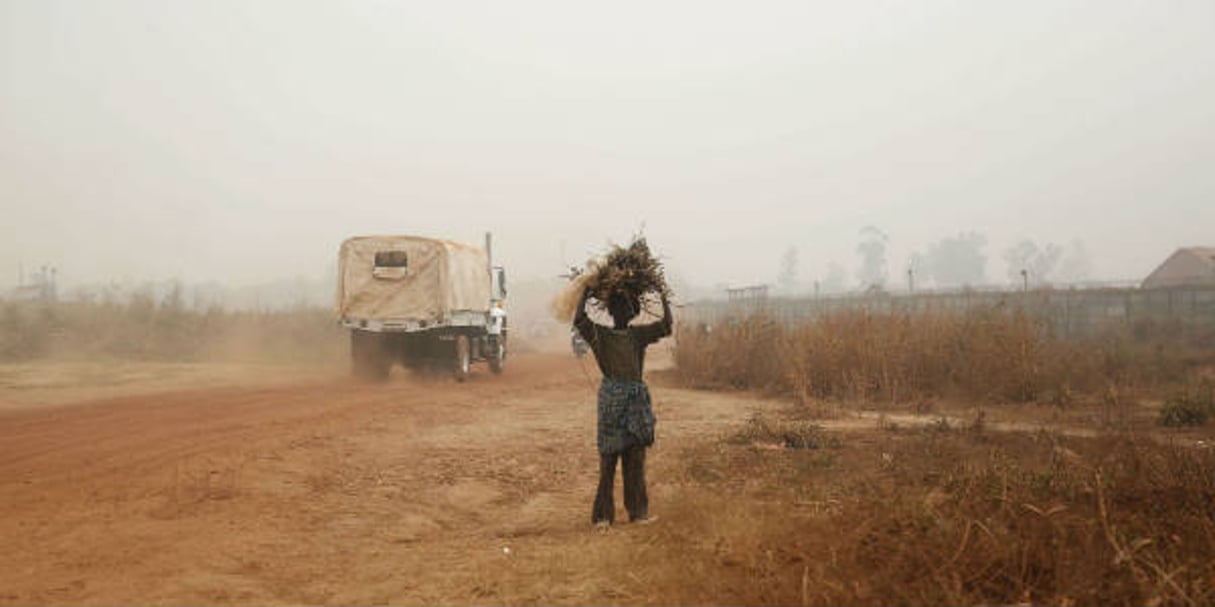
[335,233,508,381]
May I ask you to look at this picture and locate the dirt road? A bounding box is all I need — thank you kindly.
[0,353,768,605]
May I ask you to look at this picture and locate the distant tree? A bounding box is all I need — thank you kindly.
[778,246,799,293]
[907,253,925,291]
[856,226,888,290]
[1055,240,1094,283]
[918,232,988,288]
[1003,240,1063,286]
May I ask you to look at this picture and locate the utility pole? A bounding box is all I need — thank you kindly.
[907,267,915,294]
[1020,268,1028,292]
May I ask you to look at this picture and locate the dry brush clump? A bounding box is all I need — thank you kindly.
[638,425,1215,606]
[1158,380,1215,427]
[583,237,671,308]
[552,236,671,322]
[834,434,1215,606]
[676,308,1197,406]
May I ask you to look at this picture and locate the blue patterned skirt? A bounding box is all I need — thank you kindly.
[597,378,656,456]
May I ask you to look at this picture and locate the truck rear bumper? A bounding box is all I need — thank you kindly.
[341,311,490,333]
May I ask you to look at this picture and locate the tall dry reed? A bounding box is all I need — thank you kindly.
[675,308,1195,404]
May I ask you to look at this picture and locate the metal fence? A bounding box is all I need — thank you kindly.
[682,284,1215,338]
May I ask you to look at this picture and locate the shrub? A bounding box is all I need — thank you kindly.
[1158,383,1214,427]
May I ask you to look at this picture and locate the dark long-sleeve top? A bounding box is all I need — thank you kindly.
[574,301,672,381]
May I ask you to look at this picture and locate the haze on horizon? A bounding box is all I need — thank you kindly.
[2,1,1213,299]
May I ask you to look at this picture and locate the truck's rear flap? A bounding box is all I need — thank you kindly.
[337,235,491,322]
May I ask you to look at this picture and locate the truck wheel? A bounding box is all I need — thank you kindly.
[488,335,506,375]
[453,334,471,382]
[351,330,389,381]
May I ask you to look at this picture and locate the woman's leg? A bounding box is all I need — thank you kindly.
[622,446,648,521]
[592,452,619,524]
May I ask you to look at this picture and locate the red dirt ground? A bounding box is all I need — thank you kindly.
[0,353,771,605]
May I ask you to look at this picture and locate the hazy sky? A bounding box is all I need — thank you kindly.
[3,1,1213,292]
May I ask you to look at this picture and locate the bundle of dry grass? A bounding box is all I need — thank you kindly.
[585,237,671,309]
[551,270,594,323]
[552,237,671,322]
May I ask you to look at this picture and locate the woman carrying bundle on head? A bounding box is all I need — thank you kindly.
[571,238,673,529]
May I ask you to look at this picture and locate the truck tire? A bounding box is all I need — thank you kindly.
[351,330,390,381]
[488,335,506,375]
[453,334,471,382]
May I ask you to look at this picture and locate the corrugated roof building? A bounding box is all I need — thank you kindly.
[1142,247,1215,289]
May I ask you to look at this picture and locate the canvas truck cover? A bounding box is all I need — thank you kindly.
[337,236,492,321]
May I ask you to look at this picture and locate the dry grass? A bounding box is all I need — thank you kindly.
[0,299,345,364]
[653,307,1215,605]
[676,308,1204,406]
[629,420,1215,606]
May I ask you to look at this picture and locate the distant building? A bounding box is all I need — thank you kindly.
[726,285,769,303]
[1142,247,1215,289]
[3,265,57,302]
